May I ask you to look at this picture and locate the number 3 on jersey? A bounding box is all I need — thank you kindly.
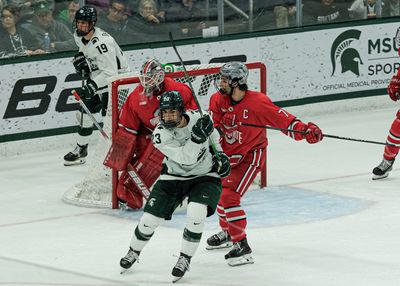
[153,133,161,144]
[96,44,108,54]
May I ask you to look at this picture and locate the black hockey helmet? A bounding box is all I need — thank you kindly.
[74,6,97,36]
[215,62,249,95]
[159,90,185,129]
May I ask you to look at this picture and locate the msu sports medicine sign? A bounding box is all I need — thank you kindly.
[323,26,398,93]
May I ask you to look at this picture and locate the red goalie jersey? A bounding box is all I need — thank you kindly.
[209,90,308,165]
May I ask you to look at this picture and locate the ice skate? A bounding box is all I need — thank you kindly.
[171,253,191,283]
[224,237,254,266]
[64,144,88,166]
[120,247,140,274]
[206,230,232,250]
[372,158,395,180]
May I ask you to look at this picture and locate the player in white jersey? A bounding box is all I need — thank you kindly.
[119,91,231,283]
[64,5,130,166]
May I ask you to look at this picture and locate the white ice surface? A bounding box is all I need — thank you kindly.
[1,104,399,286]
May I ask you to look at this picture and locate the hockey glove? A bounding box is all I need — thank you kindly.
[212,151,231,178]
[191,114,214,144]
[387,75,400,101]
[305,122,323,144]
[73,52,91,78]
[81,79,98,100]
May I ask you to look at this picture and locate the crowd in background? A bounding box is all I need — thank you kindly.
[0,0,398,59]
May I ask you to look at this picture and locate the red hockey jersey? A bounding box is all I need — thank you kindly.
[209,90,298,164]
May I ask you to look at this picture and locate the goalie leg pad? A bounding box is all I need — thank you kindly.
[116,143,164,209]
[133,142,164,188]
[104,128,137,171]
[117,171,145,209]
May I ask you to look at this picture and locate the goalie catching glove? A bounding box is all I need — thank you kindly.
[191,114,214,144]
[212,151,231,178]
[387,75,400,102]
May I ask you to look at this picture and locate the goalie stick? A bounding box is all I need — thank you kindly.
[71,90,150,200]
[240,122,396,147]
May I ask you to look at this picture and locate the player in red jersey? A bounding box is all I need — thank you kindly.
[206,62,324,266]
[372,28,400,179]
[104,58,197,209]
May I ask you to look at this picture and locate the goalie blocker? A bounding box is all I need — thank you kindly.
[104,128,164,209]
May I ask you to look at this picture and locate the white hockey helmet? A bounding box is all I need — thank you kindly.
[215,62,248,95]
[139,59,165,96]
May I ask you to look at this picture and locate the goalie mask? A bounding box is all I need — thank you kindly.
[74,6,97,37]
[215,62,249,95]
[139,59,165,96]
[159,91,185,129]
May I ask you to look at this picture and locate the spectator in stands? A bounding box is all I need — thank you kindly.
[303,0,349,25]
[57,0,80,32]
[387,0,399,16]
[366,0,388,18]
[7,0,35,23]
[0,5,45,58]
[21,1,75,52]
[86,0,110,13]
[348,0,368,19]
[97,0,134,45]
[164,0,206,38]
[273,1,297,28]
[129,0,168,42]
[249,1,297,31]
[348,0,389,19]
[222,1,297,32]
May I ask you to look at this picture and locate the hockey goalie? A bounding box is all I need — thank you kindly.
[104,58,197,209]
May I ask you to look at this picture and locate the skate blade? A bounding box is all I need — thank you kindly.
[172,275,183,283]
[227,254,254,267]
[120,267,130,274]
[64,158,86,166]
[205,241,233,250]
[372,173,389,180]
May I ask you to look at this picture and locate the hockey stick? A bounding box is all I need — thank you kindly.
[240,122,396,147]
[168,32,204,116]
[168,32,220,157]
[72,90,109,140]
[71,90,150,200]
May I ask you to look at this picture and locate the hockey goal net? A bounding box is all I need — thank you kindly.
[63,62,267,209]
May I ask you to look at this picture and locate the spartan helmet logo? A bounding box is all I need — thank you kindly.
[331,30,363,76]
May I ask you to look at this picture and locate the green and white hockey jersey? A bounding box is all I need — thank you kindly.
[152,110,222,180]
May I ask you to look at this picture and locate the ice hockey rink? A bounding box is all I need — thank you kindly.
[1,98,399,286]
